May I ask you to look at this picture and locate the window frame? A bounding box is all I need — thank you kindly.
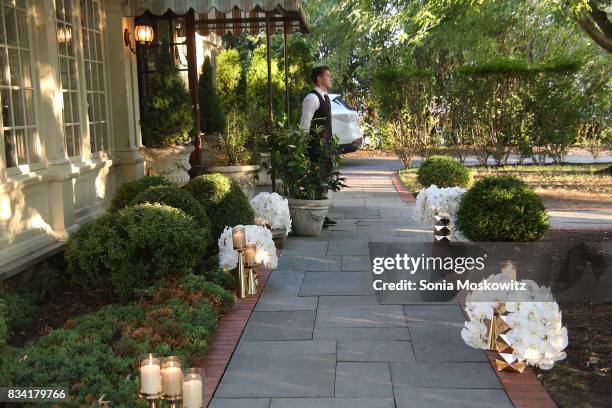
[2,0,43,175]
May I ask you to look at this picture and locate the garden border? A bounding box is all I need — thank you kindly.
[191,252,278,407]
[392,172,558,407]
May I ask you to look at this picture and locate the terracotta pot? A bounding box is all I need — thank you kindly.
[206,164,260,199]
[287,197,330,237]
[139,145,194,187]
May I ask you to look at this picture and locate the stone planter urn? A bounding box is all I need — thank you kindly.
[288,198,330,237]
[257,152,272,186]
[271,227,288,249]
[139,145,194,187]
[207,164,260,199]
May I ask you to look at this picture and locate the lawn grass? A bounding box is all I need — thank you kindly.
[400,163,612,196]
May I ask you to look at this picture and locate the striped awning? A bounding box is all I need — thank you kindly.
[123,0,311,33]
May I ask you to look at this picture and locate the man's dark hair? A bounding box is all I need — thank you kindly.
[310,66,331,84]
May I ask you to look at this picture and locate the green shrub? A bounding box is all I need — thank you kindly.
[179,274,234,314]
[184,173,254,239]
[195,259,236,291]
[66,204,207,300]
[130,185,212,247]
[455,175,549,241]
[110,175,172,211]
[417,155,473,188]
[0,298,7,350]
[1,292,39,336]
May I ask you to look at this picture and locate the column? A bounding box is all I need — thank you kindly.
[104,0,145,184]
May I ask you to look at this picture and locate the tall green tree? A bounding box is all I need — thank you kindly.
[141,39,193,147]
[199,56,225,134]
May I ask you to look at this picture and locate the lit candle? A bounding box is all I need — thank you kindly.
[139,354,162,395]
[182,372,203,408]
[245,243,257,266]
[232,227,246,250]
[162,357,182,397]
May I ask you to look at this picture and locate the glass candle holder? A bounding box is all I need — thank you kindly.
[161,356,183,400]
[182,368,205,408]
[245,243,257,267]
[232,226,246,250]
[139,353,162,398]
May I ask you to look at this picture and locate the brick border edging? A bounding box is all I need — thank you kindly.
[390,172,416,202]
[456,297,557,408]
[191,250,280,407]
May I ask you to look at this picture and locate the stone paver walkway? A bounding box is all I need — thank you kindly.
[210,158,515,408]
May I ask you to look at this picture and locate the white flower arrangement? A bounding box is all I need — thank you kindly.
[218,225,278,270]
[250,192,292,235]
[461,272,568,370]
[414,184,467,225]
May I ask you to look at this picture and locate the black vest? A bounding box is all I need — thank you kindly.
[308,90,332,143]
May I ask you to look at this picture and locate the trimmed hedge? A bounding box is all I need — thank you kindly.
[66,203,207,300]
[184,173,254,239]
[7,275,232,407]
[417,155,472,188]
[130,185,212,247]
[110,176,172,212]
[455,175,549,241]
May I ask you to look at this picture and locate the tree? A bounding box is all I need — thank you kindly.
[141,39,193,147]
[215,49,243,114]
[199,56,225,134]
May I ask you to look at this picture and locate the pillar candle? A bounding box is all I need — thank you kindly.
[232,227,246,249]
[162,364,182,396]
[140,358,161,395]
[182,377,203,408]
[245,243,257,266]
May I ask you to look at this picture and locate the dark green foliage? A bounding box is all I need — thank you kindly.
[183,173,254,239]
[270,127,346,200]
[179,274,234,314]
[1,292,39,336]
[456,175,549,242]
[417,155,473,188]
[140,39,193,147]
[110,175,172,211]
[130,185,212,247]
[8,272,232,408]
[0,298,7,350]
[201,267,236,291]
[66,204,207,300]
[199,56,225,134]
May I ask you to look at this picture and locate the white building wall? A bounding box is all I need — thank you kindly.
[0,0,144,278]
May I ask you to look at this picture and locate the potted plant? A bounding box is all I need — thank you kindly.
[139,39,194,187]
[196,56,226,172]
[272,127,345,236]
[206,109,260,199]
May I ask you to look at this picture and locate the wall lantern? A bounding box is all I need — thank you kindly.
[57,26,72,44]
[124,24,155,54]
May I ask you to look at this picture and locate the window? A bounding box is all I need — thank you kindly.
[80,0,107,153]
[56,0,80,157]
[1,0,37,168]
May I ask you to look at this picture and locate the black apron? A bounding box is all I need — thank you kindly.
[307,90,333,162]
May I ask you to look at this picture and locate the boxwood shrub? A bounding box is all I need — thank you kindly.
[184,173,254,239]
[455,175,549,241]
[417,155,472,188]
[130,185,212,247]
[66,203,207,300]
[110,176,172,211]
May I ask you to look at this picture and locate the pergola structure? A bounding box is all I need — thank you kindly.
[122,0,311,190]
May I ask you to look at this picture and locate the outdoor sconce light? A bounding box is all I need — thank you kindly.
[57,26,72,44]
[124,24,154,54]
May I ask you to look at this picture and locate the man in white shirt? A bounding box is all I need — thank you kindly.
[299,66,337,227]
